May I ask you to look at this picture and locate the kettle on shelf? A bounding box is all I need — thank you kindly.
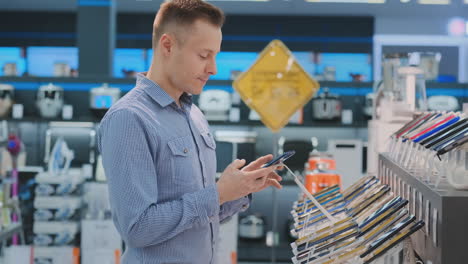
[89,83,121,118]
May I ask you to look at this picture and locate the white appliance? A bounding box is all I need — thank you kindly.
[36,83,64,118]
[367,53,427,176]
[53,62,71,77]
[0,84,14,118]
[47,137,75,176]
[216,214,238,264]
[89,83,121,118]
[2,62,17,76]
[328,139,364,189]
[199,89,231,121]
[81,183,121,264]
[427,95,459,111]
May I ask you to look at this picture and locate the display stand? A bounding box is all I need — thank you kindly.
[379,153,468,264]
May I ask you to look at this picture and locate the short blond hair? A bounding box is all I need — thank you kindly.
[152,0,225,48]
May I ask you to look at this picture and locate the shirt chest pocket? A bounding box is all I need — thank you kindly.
[167,135,201,190]
[200,131,216,150]
[168,136,194,157]
[200,131,217,179]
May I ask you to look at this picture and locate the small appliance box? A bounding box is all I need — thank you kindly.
[81,219,122,264]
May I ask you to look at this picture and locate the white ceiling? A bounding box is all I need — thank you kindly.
[0,0,467,18]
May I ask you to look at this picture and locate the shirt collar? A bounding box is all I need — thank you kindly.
[136,72,193,108]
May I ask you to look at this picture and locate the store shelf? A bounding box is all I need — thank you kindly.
[0,223,22,242]
[4,115,367,129]
[379,153,468,264]
[209,120,366,128]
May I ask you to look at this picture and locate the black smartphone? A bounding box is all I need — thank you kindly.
[432,128,468,151]
[358,197,402,229]
[360,215,416,258]
[437,133,468,155]
[420,119,467,146]
[262,150,295,168]
[425,123,468,149]
[363,221,425,264]
[400,112,440,138]
[394,113,429,137]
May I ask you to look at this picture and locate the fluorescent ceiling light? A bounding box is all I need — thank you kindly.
[306,0,385,3]
[418,0,450,4]
[208,0,270,1]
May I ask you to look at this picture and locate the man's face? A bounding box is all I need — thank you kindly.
[167,19,221,95]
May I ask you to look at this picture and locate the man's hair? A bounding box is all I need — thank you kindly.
[153,0,225,49]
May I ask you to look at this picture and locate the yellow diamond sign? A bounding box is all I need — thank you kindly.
[233,40,320,132]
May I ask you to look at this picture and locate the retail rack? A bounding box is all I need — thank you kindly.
[379,153,468,264]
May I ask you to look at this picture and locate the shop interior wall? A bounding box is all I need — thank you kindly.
[1,3,468,262]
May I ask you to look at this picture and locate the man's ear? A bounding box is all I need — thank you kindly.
[159,33,174,56]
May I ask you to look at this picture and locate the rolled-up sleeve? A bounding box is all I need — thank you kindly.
[98,109,220,248]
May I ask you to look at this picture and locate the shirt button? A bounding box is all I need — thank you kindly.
[242,204,248,210]
[183,148,188,153]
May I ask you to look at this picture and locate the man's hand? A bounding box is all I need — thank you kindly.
[216,155,283,205]
[242,154,283,191]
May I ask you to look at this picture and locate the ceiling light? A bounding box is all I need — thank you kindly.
[207,0,270,1]
[306,0,385,3]
[418,0,450,4]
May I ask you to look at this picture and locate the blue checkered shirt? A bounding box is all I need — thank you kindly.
[98,73,250,264]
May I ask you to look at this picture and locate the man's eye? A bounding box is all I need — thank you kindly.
[199,54,208,59]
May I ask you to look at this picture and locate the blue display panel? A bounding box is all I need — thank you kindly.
[0,47,27,77]
[113,48,147,78]
[146,50,259,80]
[213,51,258,80]
[94,95,114,108]
[27,47,78,77]
[291,51,316,77]
[146,49,371,82]
[315,53,372,82]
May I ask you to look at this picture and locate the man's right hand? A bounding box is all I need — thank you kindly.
[216,156,279,205]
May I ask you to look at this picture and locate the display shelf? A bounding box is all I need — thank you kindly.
[379,153,468,264]
[4,116,367,128]
[209,120,366,128]
[0,223,22,242]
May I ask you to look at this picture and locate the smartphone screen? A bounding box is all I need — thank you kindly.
[262,150,295,168]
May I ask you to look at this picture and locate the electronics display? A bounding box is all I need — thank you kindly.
[0,47,26,76]
[27,47,78,77]
[113,48,146,78]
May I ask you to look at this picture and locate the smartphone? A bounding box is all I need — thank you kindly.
[437,133,468,155]
[425,123,468,149]
[360,215,416,258]
[420,118,467,146]
[414,115,461,143]
[262,150,295,168]
[433,129,468,152]
[363,221,425,264]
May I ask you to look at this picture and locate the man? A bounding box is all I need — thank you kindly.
[97,0,282,263]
